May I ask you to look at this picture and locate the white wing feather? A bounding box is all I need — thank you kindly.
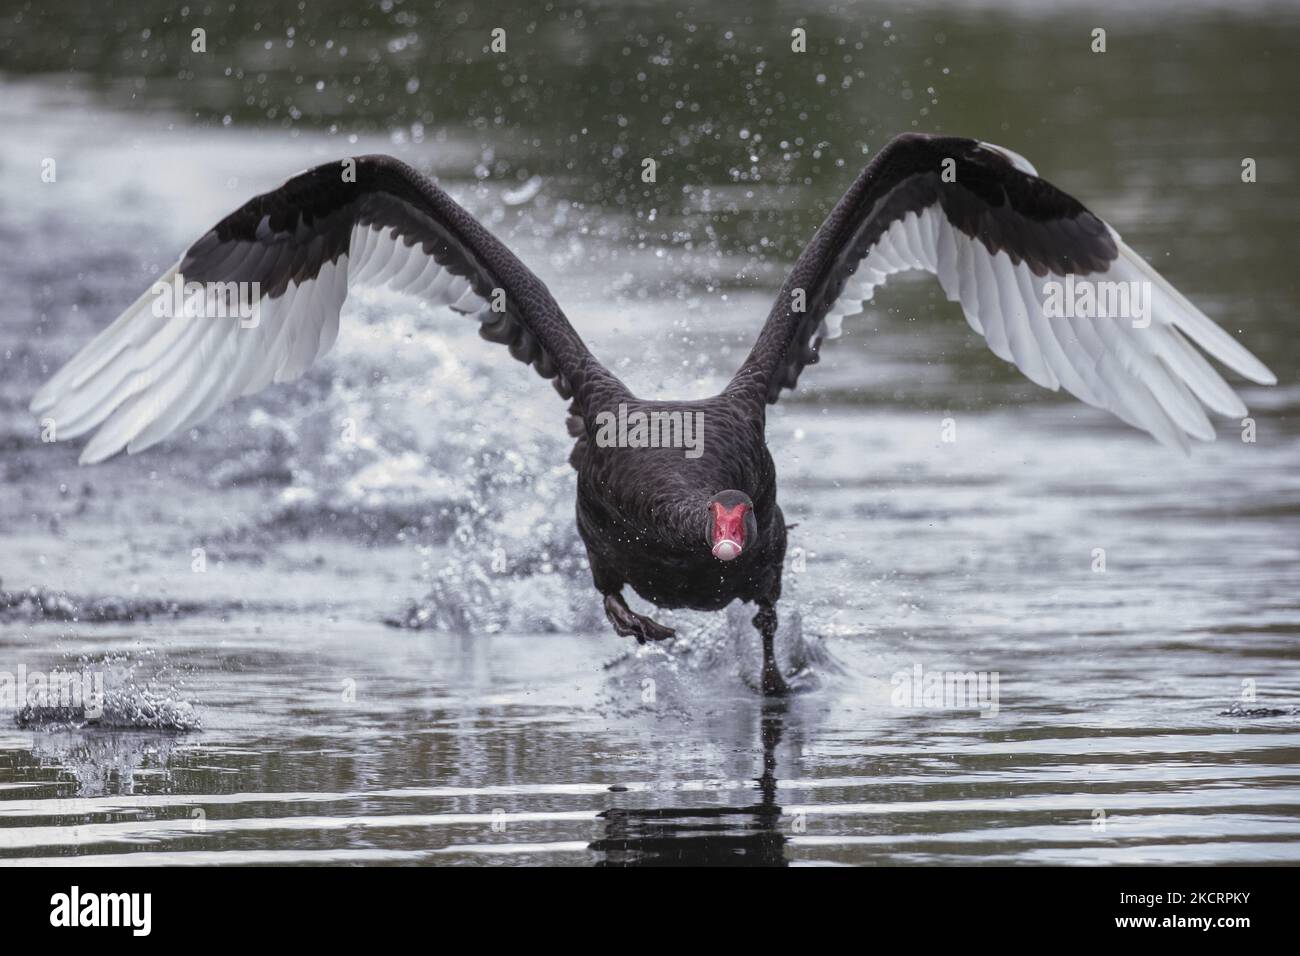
[818,203,1275,450]
[31,222,488,464]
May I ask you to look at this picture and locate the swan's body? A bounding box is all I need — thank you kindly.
[32,133,1275,694]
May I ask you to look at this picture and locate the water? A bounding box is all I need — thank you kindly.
[1,0,1298,866]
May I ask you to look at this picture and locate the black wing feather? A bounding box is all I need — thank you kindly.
[730,133,1118,404]
[182,155,602,398]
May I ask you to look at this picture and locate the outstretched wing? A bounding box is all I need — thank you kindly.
[731,132,1275,450]
[31,155,604,463]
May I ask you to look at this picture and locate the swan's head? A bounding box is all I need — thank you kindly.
[706,490,756,562]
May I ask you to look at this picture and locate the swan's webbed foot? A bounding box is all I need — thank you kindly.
[604,592,676,645]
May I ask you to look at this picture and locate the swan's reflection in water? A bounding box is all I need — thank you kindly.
[591,702,790,867]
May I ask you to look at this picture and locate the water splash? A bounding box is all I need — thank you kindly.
[386,515,601,634]
[600,600,843,711]
[11,651,201,733]
[16,687,201,732]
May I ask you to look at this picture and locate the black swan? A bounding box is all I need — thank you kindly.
[31,133,1275,694]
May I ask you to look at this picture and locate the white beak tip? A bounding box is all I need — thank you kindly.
[711,540,742,561]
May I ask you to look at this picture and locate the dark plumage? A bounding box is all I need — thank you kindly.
[32,133,1275,694]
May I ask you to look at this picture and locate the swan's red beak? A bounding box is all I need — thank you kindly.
[710,502,747,561]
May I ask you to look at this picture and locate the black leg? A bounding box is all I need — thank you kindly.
[752,602,790,696]
[604,592,676,644]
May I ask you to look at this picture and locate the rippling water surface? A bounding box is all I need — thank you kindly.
[1,0,1298,865]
